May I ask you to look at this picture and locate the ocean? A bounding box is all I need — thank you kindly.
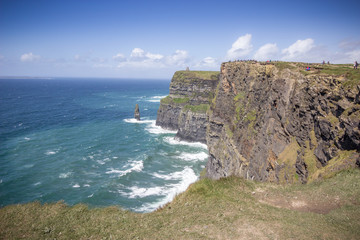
[0,78,208,212]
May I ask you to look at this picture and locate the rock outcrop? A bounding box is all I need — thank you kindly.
[206,62,360,183]
[134,104,140,121]
[157,62,360,183]
[156,71,219,143]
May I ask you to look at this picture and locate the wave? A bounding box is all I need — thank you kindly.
[145,121,177,134]
[73,184,80,188]
[152,95,168,99]
[123,118,153,124]
[163,137,208,149]
[177,152,208,162]
[146,95,167,103]
[124,118,177,135]
[106,160,144,177]
[59,172,72,179]
[45,150,58,155]
[120,167,198,212]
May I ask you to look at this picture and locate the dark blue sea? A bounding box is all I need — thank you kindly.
[0,78,208,212]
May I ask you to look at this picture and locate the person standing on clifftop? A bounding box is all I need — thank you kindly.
[354,61,358,69]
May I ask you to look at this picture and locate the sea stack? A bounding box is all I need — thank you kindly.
[134,104,140,121]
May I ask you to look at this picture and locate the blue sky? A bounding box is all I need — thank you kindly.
[0,0,359,79]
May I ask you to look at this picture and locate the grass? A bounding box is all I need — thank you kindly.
[174,71,220,81]
[160,96,189,105]
[183,104,209,113]
[1,169,359,239]
[272,62,360,89]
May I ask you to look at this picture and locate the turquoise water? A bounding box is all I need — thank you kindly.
[0,78,208,212]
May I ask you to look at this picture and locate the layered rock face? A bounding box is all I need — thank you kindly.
[156,71,219,143]
[206,62,360,183]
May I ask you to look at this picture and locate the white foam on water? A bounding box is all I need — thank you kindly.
[124,118,153,124]
[121,167,198,212]
[126,186,164,198]
[145,121,177,134]
[147,95,167,102]
[88,193,94,198]
[59,172,72,179]
[73,184,80,188]
[163,137,208,149]
[24,137,31,141]
[152,95,168,99]
[97,160,105,165]
[106,160,144,177]
[45,150,58,155]
[24,164,34,168]
[83,184,90,187]
[151,167,194,181]
[34,182,41,186]
[177,152,209,162]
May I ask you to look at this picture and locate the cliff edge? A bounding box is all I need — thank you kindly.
[206,61,360,183]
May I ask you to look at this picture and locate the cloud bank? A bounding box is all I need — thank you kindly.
[253,43,279,61]
[20,52,41,62]
[226,34,253,60]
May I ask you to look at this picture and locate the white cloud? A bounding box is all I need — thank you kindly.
[129,48,164,62]
[165,50,189,66]
[116,48,189,69]
[194,57,219,69]
[281,38,315,60]
[130,48,146,60]
[253,43,279,61]
[74,54,88,62]
[20,52,41,62]
[226,34,253,60]
[146,52,164,61]
[345,49,360,61]
[339,40,360,51]
[112,53,126,62]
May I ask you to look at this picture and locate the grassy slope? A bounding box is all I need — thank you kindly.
[1,169,359,239]
[173,71,220,81]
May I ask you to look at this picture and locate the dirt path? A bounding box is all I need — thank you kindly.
[254,186,343,214]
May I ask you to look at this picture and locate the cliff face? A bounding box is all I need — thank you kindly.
[156,71,219,143]
[157,62,359,183]
[206,62,360,183]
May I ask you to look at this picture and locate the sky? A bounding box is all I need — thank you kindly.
[0,0,359,79]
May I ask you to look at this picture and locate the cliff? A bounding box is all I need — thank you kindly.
[158,62,360,184]
[206,61,360,183]
[156,70,219,143]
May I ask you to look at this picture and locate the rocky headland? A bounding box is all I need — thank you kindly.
[157,62,360,183]
[156,70,219,143]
